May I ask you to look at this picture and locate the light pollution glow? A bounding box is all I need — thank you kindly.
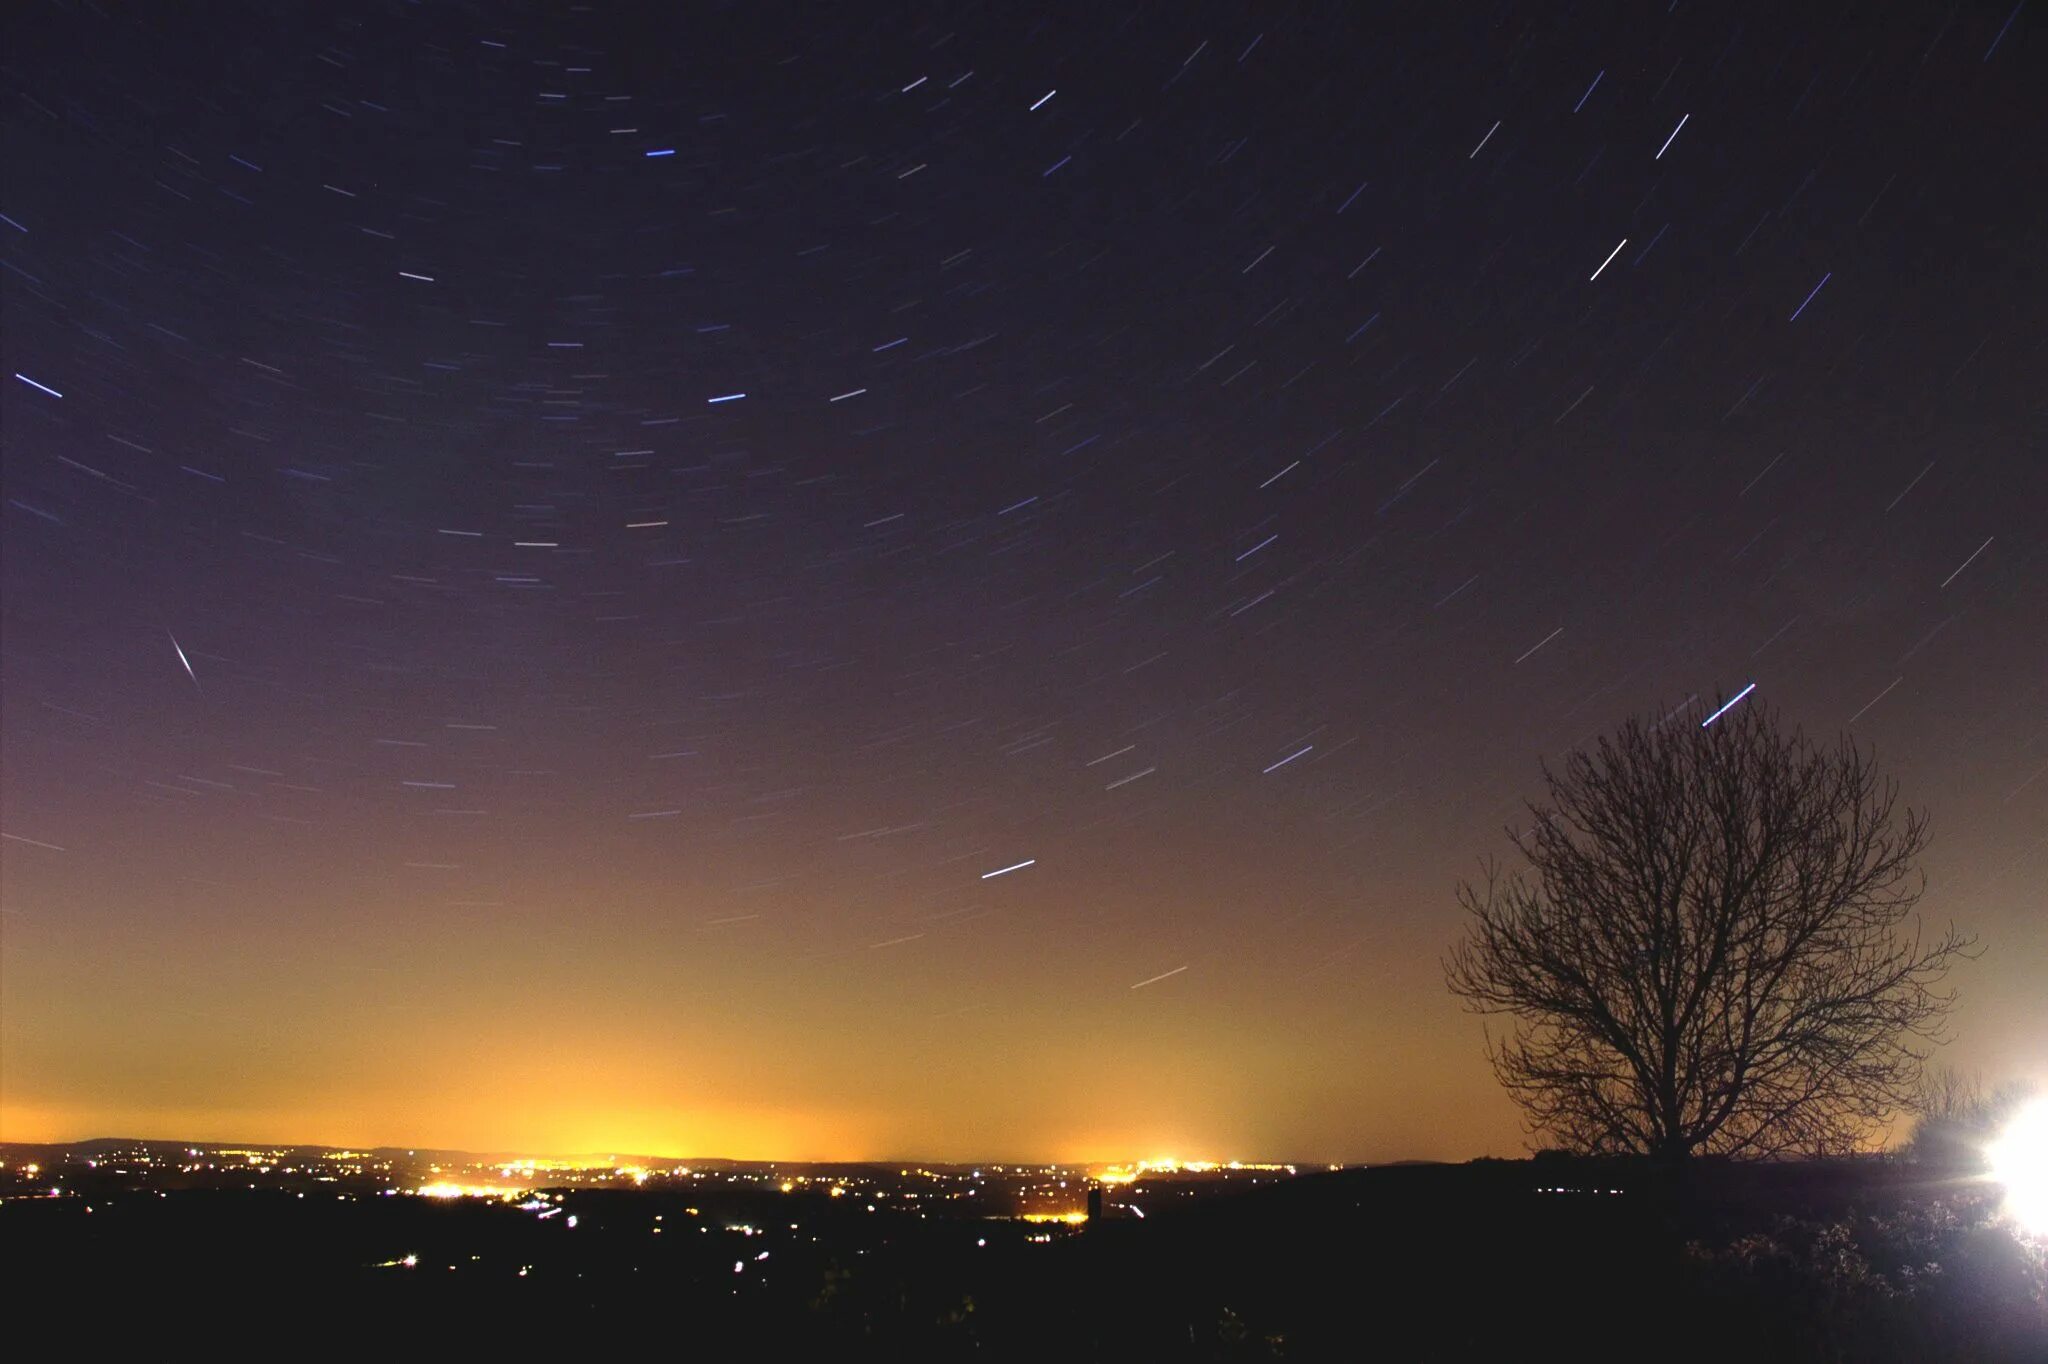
[1,809,1545,1162]
[2,817,2042,1162]
[2,0,2044,1178]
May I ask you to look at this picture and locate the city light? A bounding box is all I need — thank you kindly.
[415,1182,525,1200]
[1988,1096,2048,1237]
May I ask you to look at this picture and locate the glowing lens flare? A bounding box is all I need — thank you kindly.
[1988,1097,2048,1237]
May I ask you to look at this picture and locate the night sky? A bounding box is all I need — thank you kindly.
[2,2,2042,1164]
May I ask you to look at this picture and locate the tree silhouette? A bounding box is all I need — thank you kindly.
[1445,698,1975,1161]
[1903,1065,2034,1171]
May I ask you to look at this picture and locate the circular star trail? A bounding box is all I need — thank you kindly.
[1,2,2042,1160]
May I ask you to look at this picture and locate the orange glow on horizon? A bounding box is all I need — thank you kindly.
[0,777,1557,1168]
[2,0,2044,1191]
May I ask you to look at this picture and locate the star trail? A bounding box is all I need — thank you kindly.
[1,2,2042,1163]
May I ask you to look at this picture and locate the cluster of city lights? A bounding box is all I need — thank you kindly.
[1095,1158,1296,1185]
[415,1182,529,1200]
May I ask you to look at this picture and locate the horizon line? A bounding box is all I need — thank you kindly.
[2,1132,1415,1169]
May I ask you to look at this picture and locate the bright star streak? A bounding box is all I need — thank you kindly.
[1788,272,1832,321]
[1262,745,1313,774]
[1939,536,1994,589]
[1700,683,1758,727]
[1589,239,1628,281]
[1513,627,1564,664]
[980,859,1036,879]
[1654,114,1690,160]
[1572,70,1604,113]
[1130,965,1188,990]
[168,632,200,689]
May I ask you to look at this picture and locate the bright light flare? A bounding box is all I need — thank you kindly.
[1700,682,1757,728]
[414,1182,524,1200]
[1988,1097,2048,1237]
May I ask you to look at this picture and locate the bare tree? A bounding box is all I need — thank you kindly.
[1904,1064,2033,1170]
[1914,1063,1988,1128]
[1444,698,1975,1162]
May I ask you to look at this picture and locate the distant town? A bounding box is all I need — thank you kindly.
[2,1136,1310,1225]
[4,1134,2037,1359]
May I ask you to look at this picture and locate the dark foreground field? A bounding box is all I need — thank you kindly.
[7,1159,2042,1360]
